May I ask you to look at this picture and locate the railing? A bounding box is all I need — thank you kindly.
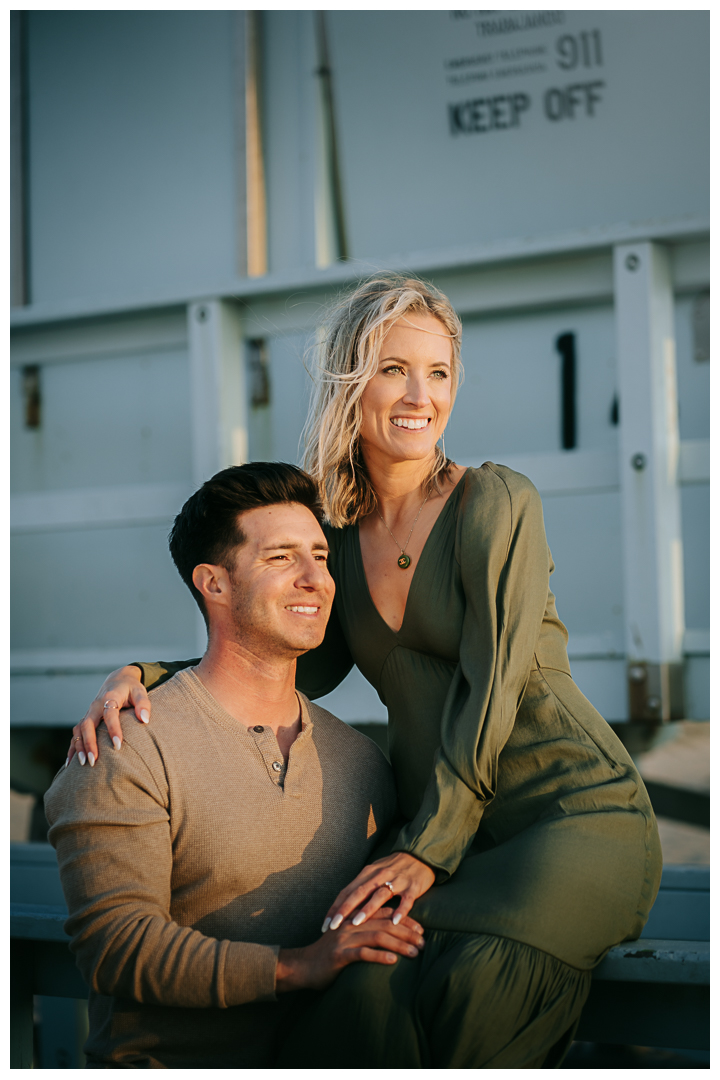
[10,846,709,1067]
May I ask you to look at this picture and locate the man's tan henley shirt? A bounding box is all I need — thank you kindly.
[45,669,396,1067]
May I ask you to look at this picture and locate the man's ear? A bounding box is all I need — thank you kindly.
[192,564,230,608]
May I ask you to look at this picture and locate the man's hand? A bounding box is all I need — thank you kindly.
[322,852,435,933]
[275,908,424,993]
[66,666,152,766]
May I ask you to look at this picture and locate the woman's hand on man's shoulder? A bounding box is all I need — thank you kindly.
[66,665,152,767]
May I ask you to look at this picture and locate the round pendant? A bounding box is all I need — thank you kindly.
[397,553,412,570]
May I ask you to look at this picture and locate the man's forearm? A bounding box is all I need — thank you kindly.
[46,738,280,1009]
[66,901,280,1008]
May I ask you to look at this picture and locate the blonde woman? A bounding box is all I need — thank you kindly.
[69,274,661,1067]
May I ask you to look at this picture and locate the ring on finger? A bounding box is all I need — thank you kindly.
[74,737,83,744]
[383,881,395,895]
[103,700,118,711]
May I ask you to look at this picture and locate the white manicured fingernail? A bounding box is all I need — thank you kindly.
[79,752,86,766]
[64,758,69,768]
[392,912,403,926]
[140,710,150,724]
[352,912,366,927]
[112,736,122,750]
[321,917,331,934]
[329,914,343,931]
[88,752,95,767]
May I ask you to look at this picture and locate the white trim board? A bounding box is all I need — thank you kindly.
[684,630,710,656]
[677,440,710,485]
[462,441,708,497]
[462,449,619,497]
[11,483,194,533]
[10,309,187,366]
[11,632,708,675]
[10,218,709,331]
[11,647,196,674]
[10,442,706,533]
[566,633,624,659]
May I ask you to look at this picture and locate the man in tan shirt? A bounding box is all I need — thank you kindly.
[45,463,423,1068]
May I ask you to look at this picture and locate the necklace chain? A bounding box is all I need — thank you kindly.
[376,492,430,570]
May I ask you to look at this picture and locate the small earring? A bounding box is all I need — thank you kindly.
[441,431,446,461]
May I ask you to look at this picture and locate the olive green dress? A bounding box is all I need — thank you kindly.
[139,464,662,1068]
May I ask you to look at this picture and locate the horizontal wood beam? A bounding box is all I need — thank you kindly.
[10,483,193,533]
[12,442,706,534]
[11,219,708,331]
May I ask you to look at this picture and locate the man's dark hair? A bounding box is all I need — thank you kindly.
[169,462,323,623]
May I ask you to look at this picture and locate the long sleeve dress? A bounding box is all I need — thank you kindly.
[138,464,662,1068]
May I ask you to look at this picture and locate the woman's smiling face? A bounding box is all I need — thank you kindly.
[359,312,455,466]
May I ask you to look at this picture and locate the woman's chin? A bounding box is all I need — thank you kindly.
[390,447,436,468]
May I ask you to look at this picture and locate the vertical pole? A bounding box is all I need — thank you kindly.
[187,300,249,486]
[187,300,249,652]
[314,11,348,266]
[11,11,30,306]
[233,12,248,279]
[614,242,685,721]
[245,12,267,278]
[298,11,320,270]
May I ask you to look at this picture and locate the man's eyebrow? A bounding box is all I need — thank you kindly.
[259,541,330,552]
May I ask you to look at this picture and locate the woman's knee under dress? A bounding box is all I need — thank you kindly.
[283,805,661,1069]
[283,930,590,1068]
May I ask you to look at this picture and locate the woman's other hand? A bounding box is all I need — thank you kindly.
[275,908,424,993]
[322,852,435,933]
[66,666,151,767]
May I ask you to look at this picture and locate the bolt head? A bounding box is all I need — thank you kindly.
[629,666,646,683]
[631,453,647,471]
[625,254,640,271]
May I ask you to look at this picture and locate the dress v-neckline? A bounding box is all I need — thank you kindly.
[353,474,467,637]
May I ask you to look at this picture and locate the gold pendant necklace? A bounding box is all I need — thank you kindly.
[376,493,430,570]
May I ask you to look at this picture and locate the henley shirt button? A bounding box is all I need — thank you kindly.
[272,761,282,772]
[253,726,264,733]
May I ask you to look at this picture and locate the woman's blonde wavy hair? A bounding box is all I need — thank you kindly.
[302,273,463,528]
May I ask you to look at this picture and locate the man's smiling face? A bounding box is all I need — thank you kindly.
[227,502,334,658]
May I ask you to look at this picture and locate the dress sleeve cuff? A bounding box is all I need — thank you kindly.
[391,758,485,883]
